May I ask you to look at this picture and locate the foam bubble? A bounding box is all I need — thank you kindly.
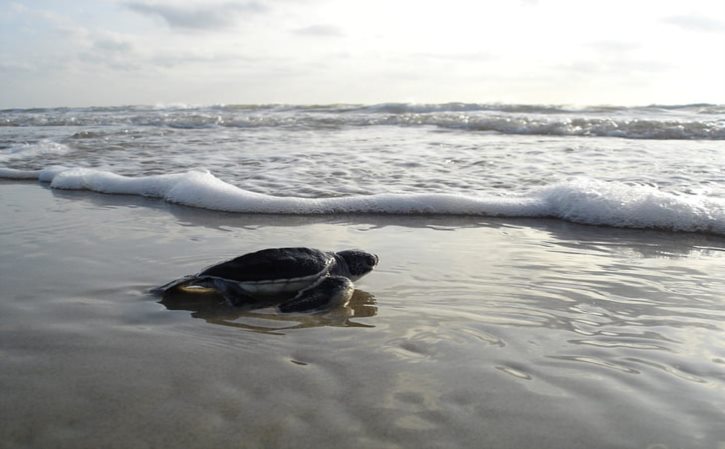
[2,167,723,235]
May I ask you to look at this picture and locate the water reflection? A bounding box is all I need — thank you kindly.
[159,288,377,333]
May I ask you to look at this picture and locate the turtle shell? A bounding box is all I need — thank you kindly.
[199,247,334,296]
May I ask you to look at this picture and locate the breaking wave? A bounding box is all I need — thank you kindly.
[2,167,723,235]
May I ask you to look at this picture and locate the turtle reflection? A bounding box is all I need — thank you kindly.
[159,288,377,333]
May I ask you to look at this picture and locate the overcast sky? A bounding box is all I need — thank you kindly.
[1,0,724,107]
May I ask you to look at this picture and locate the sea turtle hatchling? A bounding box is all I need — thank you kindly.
[151,247,378,312]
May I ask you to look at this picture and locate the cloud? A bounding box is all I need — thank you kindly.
[0,61,34,73]
[411,51,494,62]
[124,1,266,31]
[93,36,134,54]
[663,14,725,33]
[292,24,344,37]
[586,41,639,53]
[149,50,263,68]
[555,58,672,77]
[79,33,143,71]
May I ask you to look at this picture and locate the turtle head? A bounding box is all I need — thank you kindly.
[334,250,379,281]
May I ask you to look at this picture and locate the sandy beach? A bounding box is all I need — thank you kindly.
[2,181,725,449]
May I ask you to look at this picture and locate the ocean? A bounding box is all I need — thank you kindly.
[1,103,724,232]
[1,103,725,448]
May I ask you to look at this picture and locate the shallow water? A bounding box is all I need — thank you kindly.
[2,183,725,449]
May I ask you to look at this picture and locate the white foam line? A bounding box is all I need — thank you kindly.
[43,167,546,216]
[1,166,723,235]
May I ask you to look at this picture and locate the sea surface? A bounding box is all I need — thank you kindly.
[1,103,725,449]
[1,103,724,233]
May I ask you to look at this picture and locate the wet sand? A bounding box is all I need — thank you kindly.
[1,181,725,449]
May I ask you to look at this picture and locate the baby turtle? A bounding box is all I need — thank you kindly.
[152,247,378,311]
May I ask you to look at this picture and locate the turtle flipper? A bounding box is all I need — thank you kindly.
[149,274,198,296]
[208,279,257,306]
[278,276,354,313]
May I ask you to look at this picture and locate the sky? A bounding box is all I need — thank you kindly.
[1,0,724,108]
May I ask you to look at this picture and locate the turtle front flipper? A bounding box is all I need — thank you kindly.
[277,276,354,313]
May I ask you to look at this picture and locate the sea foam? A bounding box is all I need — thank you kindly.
[1,167,723,235]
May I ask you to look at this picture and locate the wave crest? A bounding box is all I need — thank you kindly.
[1,167,723,235]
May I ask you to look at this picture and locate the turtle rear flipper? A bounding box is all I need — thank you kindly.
[205,278,258,306]
[149,274,198,296]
